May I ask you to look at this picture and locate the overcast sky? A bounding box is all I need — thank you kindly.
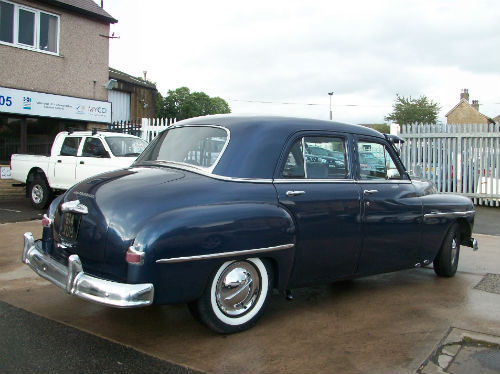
[100,0,500,124]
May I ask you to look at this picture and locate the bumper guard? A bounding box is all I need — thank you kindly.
[22,232,154,307]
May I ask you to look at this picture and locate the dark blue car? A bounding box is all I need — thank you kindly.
[22,115,478,333]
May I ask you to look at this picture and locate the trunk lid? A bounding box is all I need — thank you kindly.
[51,166,185,281]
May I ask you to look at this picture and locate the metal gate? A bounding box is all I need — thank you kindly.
[399,123,500,206]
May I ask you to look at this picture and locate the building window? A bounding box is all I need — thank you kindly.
[0,1,14,43]
[0,0,59,54]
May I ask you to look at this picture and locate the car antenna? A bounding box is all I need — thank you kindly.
[92,128,98,136]
[68,127,74,135]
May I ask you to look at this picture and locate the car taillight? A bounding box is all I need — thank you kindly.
[42,214,53,227]
[126,246,145,265]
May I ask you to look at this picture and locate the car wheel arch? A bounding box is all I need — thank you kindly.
[27,167,47,185]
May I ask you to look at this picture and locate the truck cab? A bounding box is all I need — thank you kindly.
[10,130,147,208]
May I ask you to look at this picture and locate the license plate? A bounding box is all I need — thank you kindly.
[60,212,81,241]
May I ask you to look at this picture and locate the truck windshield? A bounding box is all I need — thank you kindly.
[105,137,148,157]
[136,126,228,169]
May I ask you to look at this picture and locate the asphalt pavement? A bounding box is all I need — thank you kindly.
[0,300,200,374]
[474,205,500,236]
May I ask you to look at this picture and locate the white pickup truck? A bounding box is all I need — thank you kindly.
[10,131,148,209]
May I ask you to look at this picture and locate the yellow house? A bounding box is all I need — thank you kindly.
[446,89,495,125]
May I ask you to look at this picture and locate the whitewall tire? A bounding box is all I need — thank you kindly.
[189,258,273,334]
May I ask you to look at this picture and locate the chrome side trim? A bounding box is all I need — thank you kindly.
[22,233,154,307]
[148,161,274,183]
[423,210,475,219]
[156,243,295,264]
[209,174,273,183]
[273,178,355,184]
[356,179,412,184]
[61,200,88,214]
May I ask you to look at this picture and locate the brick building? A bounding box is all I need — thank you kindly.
[0,0,116,162]
[446,89,495,126]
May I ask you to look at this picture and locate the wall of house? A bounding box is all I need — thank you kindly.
[447,101,489,125]
[0,0,110,101]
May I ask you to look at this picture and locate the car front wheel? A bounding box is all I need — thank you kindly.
[433,223,460,277]
[189,258,273,334]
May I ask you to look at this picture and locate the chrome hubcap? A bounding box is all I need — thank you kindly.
[451,238,458,265]
[216,261,260,317]
[31,184,43,204]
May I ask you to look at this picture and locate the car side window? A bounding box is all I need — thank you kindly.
[81,138,108,158]
[282,136,348,179]
[60,137,81,156]
[357,141,401,180]
[282,139,305,178]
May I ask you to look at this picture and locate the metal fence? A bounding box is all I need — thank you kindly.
[109,118,176,142]
[140,118,176,142]
[108,121,142,138]
[399,123,500,206]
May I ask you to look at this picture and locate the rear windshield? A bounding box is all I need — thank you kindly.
[136,126,228,169]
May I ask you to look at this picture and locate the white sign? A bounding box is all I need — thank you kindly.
[1,167,12,179]
[0,86,111,123]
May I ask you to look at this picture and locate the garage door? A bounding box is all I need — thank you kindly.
[108,90,130,122]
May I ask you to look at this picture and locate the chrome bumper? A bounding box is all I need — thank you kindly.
[467,237,479,251]
[22,232,154,308]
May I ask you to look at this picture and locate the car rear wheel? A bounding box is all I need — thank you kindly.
[189,258,273,334]
[433,223,460,277]
[29,175,52,210]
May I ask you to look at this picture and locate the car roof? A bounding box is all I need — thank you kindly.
[179,115,383,138]
[169,115,385,179]
[64,131,141,139]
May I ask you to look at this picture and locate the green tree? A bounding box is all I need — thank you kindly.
[156,87,231,120]
[370,124,390,134]
[385,94,440,125]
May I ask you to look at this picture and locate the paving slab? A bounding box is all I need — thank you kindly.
[448,346,500,374]
[1,221,500,374]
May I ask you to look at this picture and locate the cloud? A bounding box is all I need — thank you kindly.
[102,0,500,123]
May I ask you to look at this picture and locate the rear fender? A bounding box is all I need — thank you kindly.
[132,202,296,304]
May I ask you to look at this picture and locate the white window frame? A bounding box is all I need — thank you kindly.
[0,0,60,55]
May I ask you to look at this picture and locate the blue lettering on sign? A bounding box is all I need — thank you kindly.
[0,95,13,107]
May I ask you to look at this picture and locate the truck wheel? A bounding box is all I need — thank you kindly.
[433,223,460,277]
[29,176,52,210]
[190,258,273,334]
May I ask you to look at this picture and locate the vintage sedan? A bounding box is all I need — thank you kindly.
[22,115,478,333]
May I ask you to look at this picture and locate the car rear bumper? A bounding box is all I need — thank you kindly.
[22,232,154,308]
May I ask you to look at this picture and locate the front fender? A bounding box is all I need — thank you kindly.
[132,202,296,304]
[420,193,474,261]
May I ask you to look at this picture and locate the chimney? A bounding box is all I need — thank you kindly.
[472,100,479,111]
[460,88,469,102]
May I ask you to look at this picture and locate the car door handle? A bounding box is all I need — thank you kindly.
[57,160,62,163]
[80,161,84,165]
[286,190,306,197]
[363,189,378,194]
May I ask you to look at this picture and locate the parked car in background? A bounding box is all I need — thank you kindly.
[22,115,478,334]
[11,131,147,208]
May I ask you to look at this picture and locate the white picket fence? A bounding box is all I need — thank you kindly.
[140,117,176,142]
[398,123,500,206]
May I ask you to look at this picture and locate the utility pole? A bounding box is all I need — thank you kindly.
[328,92,333,120]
